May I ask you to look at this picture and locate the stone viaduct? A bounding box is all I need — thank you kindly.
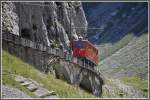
[2,32,104,97]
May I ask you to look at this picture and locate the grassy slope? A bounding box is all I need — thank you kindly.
[97,33,134,60]
[120,77,148,97]
[2,50,95,98]
[102,79,126,98]
[107,33,134,57]
[99,33,148,98]
[102,77,148,98]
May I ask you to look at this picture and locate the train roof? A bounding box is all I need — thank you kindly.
[73,40,98,51]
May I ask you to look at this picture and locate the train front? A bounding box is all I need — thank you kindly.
[72,37,99,68]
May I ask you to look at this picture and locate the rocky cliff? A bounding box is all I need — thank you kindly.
[2,2,88,49]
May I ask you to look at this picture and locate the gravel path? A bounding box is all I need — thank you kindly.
[2,85,32,99]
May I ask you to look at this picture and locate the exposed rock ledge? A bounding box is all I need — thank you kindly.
[2,2,88,49]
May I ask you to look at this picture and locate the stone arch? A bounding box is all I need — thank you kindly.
[79,70,93,93]
[53,59,72,83]
[89,75,102,97]
[62,63,72,83]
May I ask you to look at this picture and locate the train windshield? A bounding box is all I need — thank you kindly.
[74,41,85,48]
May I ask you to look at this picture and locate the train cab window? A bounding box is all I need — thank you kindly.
[74,41,85,48]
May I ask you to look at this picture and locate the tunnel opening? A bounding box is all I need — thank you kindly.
[21,28,31,39]
[32,24,37,30]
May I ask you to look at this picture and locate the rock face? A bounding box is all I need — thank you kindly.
[2,2,88,49]
[2,2,19,35]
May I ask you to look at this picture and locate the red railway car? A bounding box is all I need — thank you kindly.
[72,39,99,66]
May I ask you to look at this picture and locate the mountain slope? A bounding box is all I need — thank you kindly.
[98,33,148,80]
[83,2,148,98]
[83,2,148,44]
[96,33,134,60]
[102,77,147,98]
[98,33,148,98]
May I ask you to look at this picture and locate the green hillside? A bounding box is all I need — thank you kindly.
[102,77,148,98]
[97,33,148,98]
[2,50,95,98]
[97,33,134,61]
[98,33,148,79]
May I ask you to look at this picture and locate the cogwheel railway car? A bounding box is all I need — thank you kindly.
[71,38,99,67]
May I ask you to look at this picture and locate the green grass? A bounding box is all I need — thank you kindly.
[120,76,148,97]
[2,50,96,98]
[2,73,38,98]
[102,77,148,98]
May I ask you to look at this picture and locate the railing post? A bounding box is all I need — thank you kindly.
[83,59,85,67]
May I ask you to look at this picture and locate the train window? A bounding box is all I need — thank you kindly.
[74,41,85,48]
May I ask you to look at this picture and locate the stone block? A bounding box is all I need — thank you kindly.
[21,80,32,86]
[15,75,27,83]
[27,83,38,91]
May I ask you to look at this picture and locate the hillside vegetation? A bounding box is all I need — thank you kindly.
[98,33,148,79]
[97,33,134,60]
[102,77,147,98]
[120,77,148,97]
[2,50,95,98]
[97,33,148,98]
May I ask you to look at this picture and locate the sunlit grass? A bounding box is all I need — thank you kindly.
[2,50,95,98]
[121,76,148,97]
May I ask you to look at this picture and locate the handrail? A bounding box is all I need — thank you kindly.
[2,32,104,84]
